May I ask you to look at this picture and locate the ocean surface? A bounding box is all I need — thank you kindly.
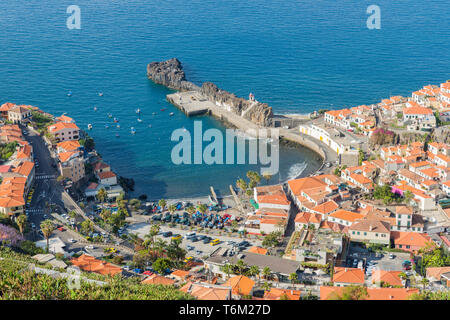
[0,0,448,199]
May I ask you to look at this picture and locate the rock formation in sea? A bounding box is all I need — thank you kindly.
[147,58,273,126]
[147,58,200,92]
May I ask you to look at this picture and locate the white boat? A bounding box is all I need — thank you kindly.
[116,124,120,129]
[98,92,103,96]
[136,108,141,114]
[114,117,119,123]
[130,127,136,134]
[105,124,109,129]
[107,113,112,118]
[169,112,174,116]
[67,91,72,97]
[87,124,93,130]
[152,112,156,115]
[137,118,143,123]
[94,106,97,111]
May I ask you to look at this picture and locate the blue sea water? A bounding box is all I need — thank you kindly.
[0,0,448,199]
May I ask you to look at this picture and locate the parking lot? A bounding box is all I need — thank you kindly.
[346,243,413,275]
[127,223,261,258]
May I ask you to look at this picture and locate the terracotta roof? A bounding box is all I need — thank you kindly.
[329,210,364,223]
[141,274,175,286]
[70,254,121,276]
[94,161,110,171]
[98,171,116,179]
[403,106,433,115]
[372,270,403,286]
[171,269,190,280]
[47,122,79,133]
[320,286,419,300]
[247,246,268,255]
[57,140,80,152]
[263,288,301,300]
[294,211,322,224]
[395,206,413,215]
[391,231,432,248]
[332,267,365,284]
[12,161,34,178]
[426,267,450,280]
[180,281,231,300]
[223,275,255,296]
[58,151,77,163]
[0,102,16,112]
[349,219,390,234]
[56,114,74,123]
[311,200,339,215]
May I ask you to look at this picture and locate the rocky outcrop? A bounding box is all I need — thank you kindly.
[147,58,199,91]
[147,59,273,126]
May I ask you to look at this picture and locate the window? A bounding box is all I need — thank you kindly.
[406,245,410,249]
[357,232,360,235]
[364,232,367,236]
[399,245,403,248]
[352,231,355,235]
[375,233,378,237]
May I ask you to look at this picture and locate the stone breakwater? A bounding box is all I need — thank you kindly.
[147,58,273,126]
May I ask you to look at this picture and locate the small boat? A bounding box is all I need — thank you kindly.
[136,108,141,114]
[114,117,119,123]
[137,118,143,123]
[87,124,93,130]
[98,92,103,97]
[160,108,166,111]
[169,112,174,116]
[116,124,120,129]
[107,113,112,118]
[148,124,152,128]
[93,106,97,111]
[67,91,72,97]
[130,127,136,134]
[105,124,109,129]
[152,112,157,115]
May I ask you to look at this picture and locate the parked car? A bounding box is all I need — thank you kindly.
[142,271,153,276]
[162,231,173,238]
[389,254,395,259]
[133,268,142,274]
[190,236,199,242]
[85,245,95,250]
[171,234,182,241]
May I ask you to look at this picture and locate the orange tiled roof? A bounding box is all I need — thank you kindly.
[58,151,77,163]
[391,231,432,248]
[263,288,301,300]
[223,275,255,296]
[98,171,116,179]
[372,270,403,286]
[142,274,176,285]
[320,286,419,300]
[247,246,268,255]
[180,281,231,300]
[57,140,80,152]
[12,161,34,178]
[47,122,79,133]
[311,200,339,215]
[71,254,122,276]
[329,210,364,223]
[332,267,365,284]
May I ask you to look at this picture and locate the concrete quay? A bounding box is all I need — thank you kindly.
[166,91,337,167]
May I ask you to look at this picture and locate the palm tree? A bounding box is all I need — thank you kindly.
[234,259,247,275]
[262,266,271,280]
[289,272,298,285]
[155,239,168,257]
[399,272,408,284]
[145,224,160,251]
[15,214,27,235]
[97,188,107,203]
[186,205,195,217]
[236,178,248,194]
[197,204,207,214]
[158,199,167,210]
[249,265,260,284]
[168,204,177,214]
[262,281,272,292]
[40,220,55,253]
[420,278,429,290]
[99,209,111,221]
[220,264,233,280]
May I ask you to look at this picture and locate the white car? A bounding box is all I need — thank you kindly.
[85,245,95,250]
[68,238,76,243]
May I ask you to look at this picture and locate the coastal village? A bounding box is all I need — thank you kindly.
[1,76,450,300]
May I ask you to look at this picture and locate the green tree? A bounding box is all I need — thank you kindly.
[262,281,272,291]
[262,266,272,280]
[145,224,160,251]
[158,199,167,210]
[262,172,272,185]
[197,204,207,214]
[248,265,260,283]
[328,286,368,300]
[220,264,233,280]
[153,258,172,274]
[40,220,55,253]
[234,259,247,275]
[168,204,177,214]
[15,214,27,235]
[80,219,94,235]
[97,188,107,203]
[236,178,248,193]
[288,272,298,284]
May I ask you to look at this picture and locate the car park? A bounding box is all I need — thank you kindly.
[186,245,194,251]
